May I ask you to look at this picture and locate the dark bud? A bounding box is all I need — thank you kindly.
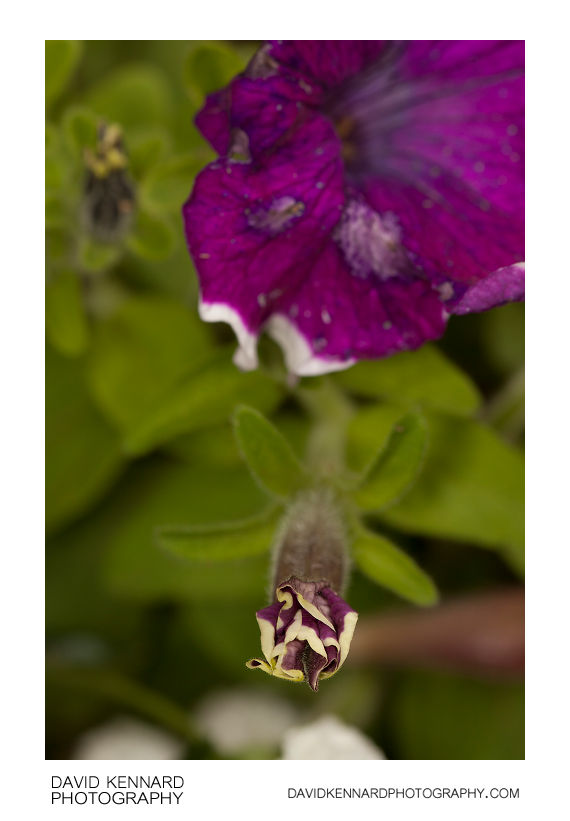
[83,123,135,242]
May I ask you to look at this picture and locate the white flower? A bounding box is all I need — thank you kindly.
[282,715,385,760]
[73,717,184,760]
[194,688,299,755]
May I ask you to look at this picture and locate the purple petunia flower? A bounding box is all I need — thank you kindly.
[183,40,524,376]
[246,578,358,691]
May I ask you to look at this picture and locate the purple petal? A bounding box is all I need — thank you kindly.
[267,240,446,374]
[451,263,525,315]
[349,41,524,284]
[195,87,233,155]
[267,40,386,91]
[188,41,524,375]
[184,114,344,368]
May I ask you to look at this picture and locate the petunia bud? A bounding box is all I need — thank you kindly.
[83,122,135,242]
[246,489,358,691]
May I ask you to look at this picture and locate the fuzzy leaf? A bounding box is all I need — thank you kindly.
[352,526,438,606]
[380,412,525,574]
[233,406,308,501]
[157,509,278,562]
[103,461,270,602]
[352,413,428,511]
[335,344,481,416]
[87,294,215,432]
[124,357,283,456]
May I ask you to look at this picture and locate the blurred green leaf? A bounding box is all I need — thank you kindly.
[164,424,241,467]
[180,602,262,676]
[45,133,68,192]
[104,460,270,601]
[184,43,247,104]
[124,357,283,456]
[335,344,481,416]
[126,209,175,261]
[141,153,211,212]
[62,106,99,156]
[346,404,406,473]
[46,40,82,107]
[129,132,169,180]
[380,412,524,572]
[85,64,173,128]
[46,345,124,533]
[157,508,279,562]
[78,238,121,273]
[46,270,89,357]
[388,670,524,759]
[352,412,428,512]
[233,406,307,501]
[45,193,66,228]
[352,526,438,605]
[88,294,215,432]
[46,228,71,265]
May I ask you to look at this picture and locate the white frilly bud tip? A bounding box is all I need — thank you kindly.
[194,688,300,755]
[281,715,385,760]
[73,716,184,760]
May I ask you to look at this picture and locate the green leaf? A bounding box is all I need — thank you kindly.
[45,193,66,228]
[85,64,173,128]
[157,508,279,562]
[183,43,247,105]
[141,153,212,212]
[129,132,169,180]
[380,412,524,572]
[78,238,121,273]
[87,294,215,432]
[233,405,308,500]
[45,270,89,357]
[353,412,428,511]
[335,344,481,416]
[126,209,175,261]
[124,357,283,456]
[346,404,408,474]
[46,344,124,533]
[45,40,82,107]
[352,526,438,605]
[62,107,99,156]
[103,460,270,602]
[179,601,263,676]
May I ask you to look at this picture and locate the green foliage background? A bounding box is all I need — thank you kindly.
[46,40,525,760]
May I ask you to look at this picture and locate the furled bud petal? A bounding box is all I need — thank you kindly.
[246,489,358,690]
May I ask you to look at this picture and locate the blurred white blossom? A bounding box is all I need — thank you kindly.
[194,688,300,755]
[282,715,385,760]
[73,716,184,760]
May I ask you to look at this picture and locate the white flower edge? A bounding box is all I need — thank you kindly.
[266,314,356,376]
[198,301,356,376]
[198,300,259,371]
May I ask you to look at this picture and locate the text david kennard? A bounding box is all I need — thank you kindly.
[51,775,184,805]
